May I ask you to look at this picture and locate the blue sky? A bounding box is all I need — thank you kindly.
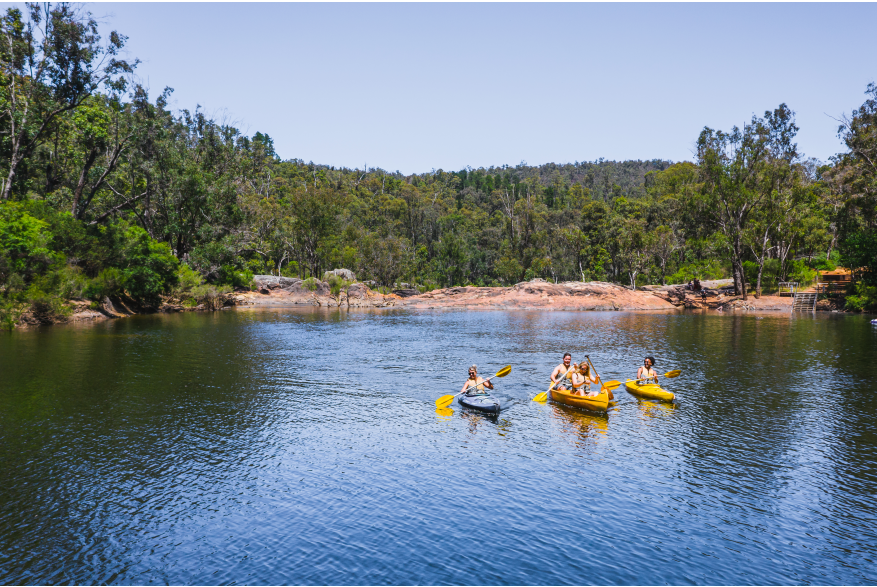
[83,3,877,173]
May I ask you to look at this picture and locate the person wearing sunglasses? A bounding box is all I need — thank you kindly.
[571,362,598,397]
[637,356,658,383]
[460,364,493,395]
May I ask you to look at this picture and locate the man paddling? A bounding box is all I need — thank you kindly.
[550,353,574,391]
[460,365,494,395]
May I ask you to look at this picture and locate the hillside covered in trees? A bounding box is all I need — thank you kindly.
[2,5,876,327]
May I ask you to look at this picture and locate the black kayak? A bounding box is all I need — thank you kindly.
[458,392,501,414]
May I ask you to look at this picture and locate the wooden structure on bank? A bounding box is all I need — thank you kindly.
[816,268,852,295]
[778,282,798,297]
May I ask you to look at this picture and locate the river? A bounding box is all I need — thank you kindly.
[1,309,875,585]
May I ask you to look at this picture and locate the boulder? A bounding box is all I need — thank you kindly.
[326,268,356,281]
[253,275,302,288]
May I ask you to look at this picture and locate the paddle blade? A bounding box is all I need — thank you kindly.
[532,392,548,402]
[664,370,681,378]
[601,380,622,390]
[495,365,512,378]
[435,394,456,408]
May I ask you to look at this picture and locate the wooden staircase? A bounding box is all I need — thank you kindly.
[792,291,817,312]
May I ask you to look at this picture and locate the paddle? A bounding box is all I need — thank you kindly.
[532,364,573,402]
[435,365,512,408]
[584,354,614,401]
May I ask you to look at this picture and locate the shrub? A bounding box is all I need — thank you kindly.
[191,284,232,310]
[323,273,352,296]
[34,265,90,300]
[174,264,204,297]
[118,225,179,305]
[840,229,877,286]
[667,260,727,284]
[787,260,817,286]
[0,299,26,330]
[85,267,125,299]
[26,286,72,322]
[844,283,877,312]
[0,202,54,283]
[302,277,319,291]
[218,265,255,290]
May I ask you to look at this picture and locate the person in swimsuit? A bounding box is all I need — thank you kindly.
[460,364,494,395]
[571,363,598,397]
[550,353,574,391]
[637,356,658,383]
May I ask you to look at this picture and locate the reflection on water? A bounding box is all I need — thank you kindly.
[548,403,610,446]
[636,399,678,421]
[1,309,876,585]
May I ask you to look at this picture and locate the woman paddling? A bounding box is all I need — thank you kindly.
[461,365,494,395]
[637,356,659,384]
[571,363,598,397]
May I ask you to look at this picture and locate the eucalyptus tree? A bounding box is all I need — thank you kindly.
[693,104,800,299]
[0,3,136,200]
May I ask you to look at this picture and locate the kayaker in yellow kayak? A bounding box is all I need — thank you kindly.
[637,356,659,383]
[550,353,574,391]
[460,364,494,394]
[571,363,598,397]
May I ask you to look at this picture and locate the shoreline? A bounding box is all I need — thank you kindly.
[10,277,855,330]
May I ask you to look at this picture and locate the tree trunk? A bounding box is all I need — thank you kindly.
[71,147,99,218]
[756,263,764,298]
[733,232,748,300]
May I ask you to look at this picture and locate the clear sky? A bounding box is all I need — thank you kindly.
[79,3,877,173]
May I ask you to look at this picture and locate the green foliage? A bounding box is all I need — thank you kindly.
[1,8,876,325]
[217,266,255,290]
[323,273,352,296]
[302,277,319,291]
[190,284,232,310]
[787,260,817,286]
[174,264,204,296]
[667,260,727,284]
[839,229,877,286]
[0,203,54,282]
[84,268,124,299]
[117,226,179,305]
[34,265,90,300]
[26,286,73,322]
[844,282,877,312]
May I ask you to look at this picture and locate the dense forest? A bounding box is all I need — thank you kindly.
[2,5,876,327]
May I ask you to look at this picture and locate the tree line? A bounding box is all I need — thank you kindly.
[1,4,876,327]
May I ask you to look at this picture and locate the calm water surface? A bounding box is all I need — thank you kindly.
[1,309,876,585]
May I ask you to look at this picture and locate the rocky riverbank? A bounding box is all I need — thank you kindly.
[400,280,676,311]
[9,276,819,330]
[234,276,398,308]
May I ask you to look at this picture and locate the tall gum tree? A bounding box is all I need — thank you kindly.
[693,104,800,299]
[0,3,136,200]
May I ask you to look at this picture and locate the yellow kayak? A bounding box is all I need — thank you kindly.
[625,379,675,401]
[549,386,610,412]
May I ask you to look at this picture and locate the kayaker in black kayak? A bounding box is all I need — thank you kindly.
[571,363,598,397]
[637,356,659,383]
[550,353,574,391]
[461,365,494,395]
